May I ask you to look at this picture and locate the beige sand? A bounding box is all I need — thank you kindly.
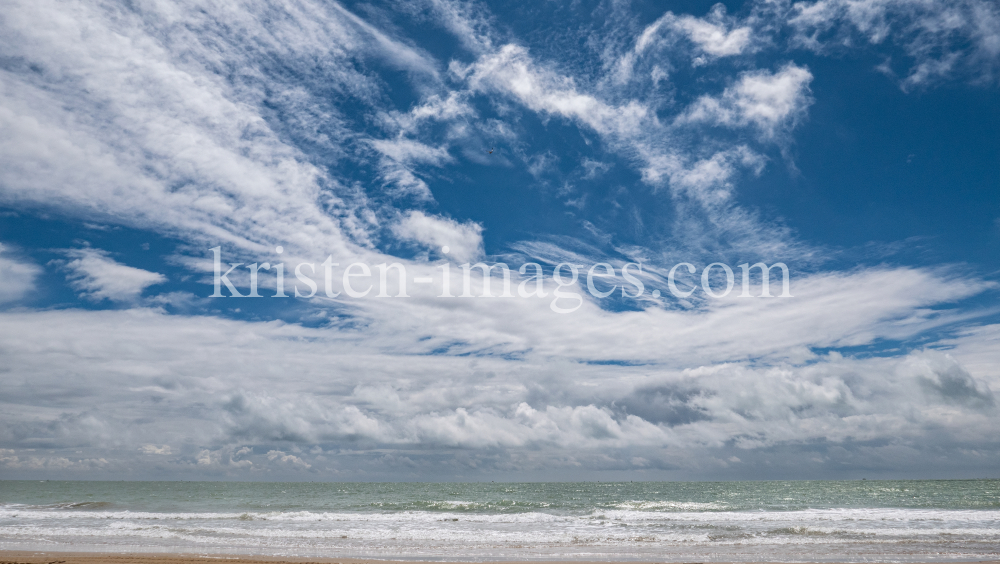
[2,552,999,564]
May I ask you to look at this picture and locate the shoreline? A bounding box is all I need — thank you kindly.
[2,552,1000,564]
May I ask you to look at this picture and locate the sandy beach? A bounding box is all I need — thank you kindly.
[3,553,1000,564]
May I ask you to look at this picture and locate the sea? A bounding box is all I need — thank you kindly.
[1,480,998,562]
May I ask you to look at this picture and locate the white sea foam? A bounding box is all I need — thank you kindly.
[611,500,728,511]
[3,481,1000,561]
[2,507,998,550]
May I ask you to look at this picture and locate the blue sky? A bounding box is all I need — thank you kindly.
[0,0,999,480]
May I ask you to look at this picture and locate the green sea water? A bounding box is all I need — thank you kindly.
[2,480,998,561]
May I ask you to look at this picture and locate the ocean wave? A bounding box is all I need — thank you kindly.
[609,500,729,511]
[0,508,570,524]
[1,520,997,548]
[0,501,113,511]
[361,499,551,513]
[3,506,1000,525]
[586,507,1000,524]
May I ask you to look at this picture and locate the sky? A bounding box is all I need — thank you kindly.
[0,0,999,481]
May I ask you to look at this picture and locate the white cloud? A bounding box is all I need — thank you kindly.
[0,0,404,260]
[63,248,166,302]
[933,323,1000,380]
[139,444,172,455]
[0,452,108,470]
[0,0,813,281]
[386,92,476,134]
[327,1,441,80]
[641,146,766,204]
[0,279,996,477]
[267,450,312,469]
[460,44,649,138]
[0,0,996,481]
[646,8,753,59]
[527,152,559,179]
[678,17,753,58]
[420,0,497,54]
[614,5,754,84]
[369,138,455,199]
[447,24,811,251]
[195,446,253,469]
[392,210,484,263]
[0,244,41,304]
[455,38,781,227]
[678,64,814,139]
[788,0,1000,88]
[371,138,453,167]
[580,158,612,179]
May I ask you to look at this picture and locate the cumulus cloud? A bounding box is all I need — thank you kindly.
[196,446,253,469]
[678,64,814,139]
[0,262,996,478]
[0,451,109,471]
[139,444,172,455]
[679,18,753,58]
[62,248,166,302]
[267,450,312,469]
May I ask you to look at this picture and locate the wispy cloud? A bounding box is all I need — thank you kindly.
[0,244,41,304]
[62,248,166,303]
[615,3,755,84]
[788,0,1000,89]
